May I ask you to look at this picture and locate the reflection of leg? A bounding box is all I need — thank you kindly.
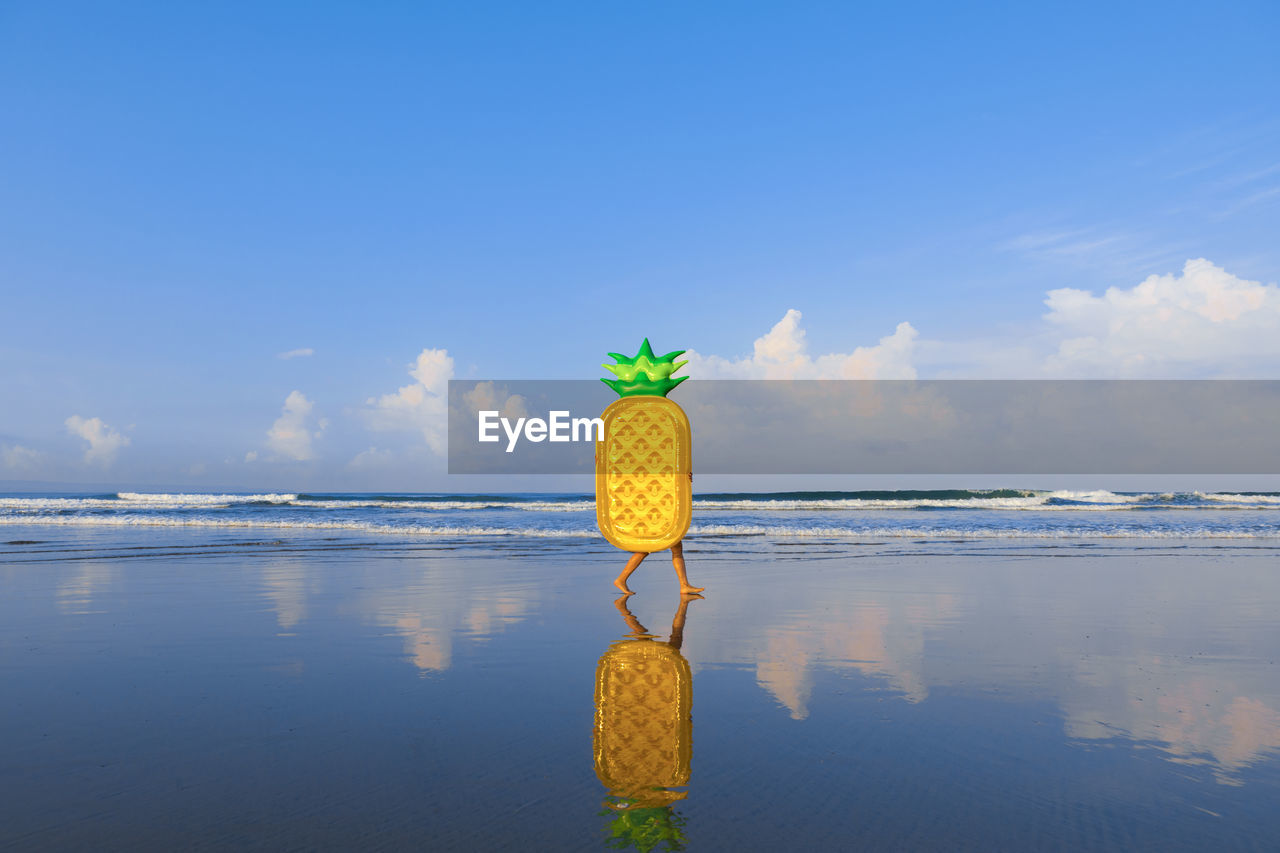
[670,542,704,595]
[614,552,648,595]
[614,594,649,636]
[668,592,701,650]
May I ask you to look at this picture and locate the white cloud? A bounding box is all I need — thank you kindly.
[347,446,393,470]
[1000,225,1185,283]
[2,443,44,473]
[685,309,918,379]
[461,381,528,421]
[277,348,315,360]
[266,391,321,461]
[365,348,454,454]
[244,450,259,463]
[64,415,130,467]
[1044,258,1280,377]
[1004,228,1122,259]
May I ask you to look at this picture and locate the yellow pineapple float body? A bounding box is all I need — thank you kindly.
[596,339,692,553]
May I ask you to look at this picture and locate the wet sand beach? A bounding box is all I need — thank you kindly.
[3,529,1280,850]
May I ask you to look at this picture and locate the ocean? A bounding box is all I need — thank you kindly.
[3,489,1280,543]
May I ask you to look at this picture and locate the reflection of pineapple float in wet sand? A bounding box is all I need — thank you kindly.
[594,640,692,805]
[596,339,692,553]
[594,597,695,850]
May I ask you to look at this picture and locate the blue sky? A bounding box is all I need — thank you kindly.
[1,1,1278,489]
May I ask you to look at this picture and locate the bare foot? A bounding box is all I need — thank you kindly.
[680,585,705,595]
[614,577,635,595]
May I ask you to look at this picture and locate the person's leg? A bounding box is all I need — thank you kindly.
[670,541,704,595]
[614,551,648,595]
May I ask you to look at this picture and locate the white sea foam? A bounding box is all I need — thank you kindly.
[290,498,595,511]
[691,497,1053,510]
[0,495,590,512]
[1043,489,1151,502]
[0,494,299,511]
[0,515,597,537]
[1201,492,1280,505]
[117,492,297,505]
[689,491,1278,511]
[1,514,1275,540]
[0,497,123,510]
[3,491,1280,515]
[687,524,1275,539]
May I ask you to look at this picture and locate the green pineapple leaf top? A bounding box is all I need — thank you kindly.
[602,338,689,398]
[600,797,688,852]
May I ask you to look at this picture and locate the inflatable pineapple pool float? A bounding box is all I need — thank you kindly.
[596,339,692,553]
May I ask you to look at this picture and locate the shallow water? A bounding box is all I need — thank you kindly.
[3,528,1280,850]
